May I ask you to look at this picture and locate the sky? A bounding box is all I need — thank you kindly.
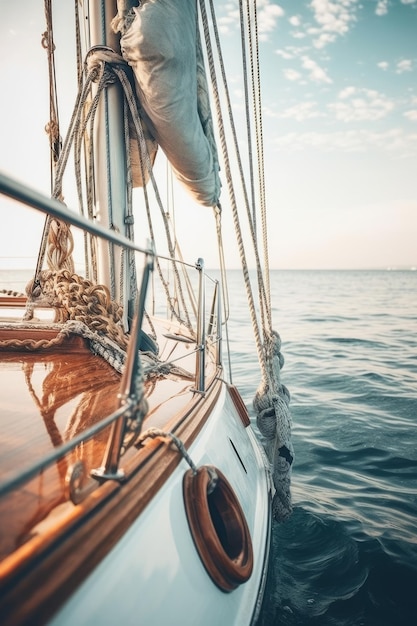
[0,0,416,270]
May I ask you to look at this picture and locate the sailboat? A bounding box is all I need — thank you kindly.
[0,1,293,624]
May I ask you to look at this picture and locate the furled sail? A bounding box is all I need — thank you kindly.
[114,0,221,207]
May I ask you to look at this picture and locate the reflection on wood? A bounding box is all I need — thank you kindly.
[0,338,121,559]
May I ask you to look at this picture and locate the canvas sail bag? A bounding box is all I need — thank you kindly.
[118,0,221,206]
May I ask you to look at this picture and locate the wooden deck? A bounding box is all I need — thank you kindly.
[0,316,220,578]
[0,286,228,624]
[0,332,121,561]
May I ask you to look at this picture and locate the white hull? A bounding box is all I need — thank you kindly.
[51,385,271,626]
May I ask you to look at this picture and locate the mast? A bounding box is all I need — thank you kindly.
[87,0,133,328]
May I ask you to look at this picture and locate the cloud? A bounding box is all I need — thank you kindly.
[219,1,284,39]
[396,59,413,73]
[289,15,301,27]
[288,13,307,38]
[283,68,302,81]
[257,1,285,37]
[375,0,388,16]
[276,49,295,60]
[218,13,238,35]
[301,55,332,83]
[404,110,417,121]
[377,0,417,14]
[328,87,394,121]
[281,55,332,84]
[273,128,417,154]
[292,30,308,40]
[279,102,323,121]
[339,86,356,99]
[376,59,413,74]
[308,0,359,48]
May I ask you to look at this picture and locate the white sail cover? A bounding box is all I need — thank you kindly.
[118,0,221,207]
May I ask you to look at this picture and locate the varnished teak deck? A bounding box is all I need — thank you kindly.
[0,320,222,624]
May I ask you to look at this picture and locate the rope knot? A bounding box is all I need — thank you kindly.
[41,30,55,52]
[86,46,127,85]
[253,328,294,522]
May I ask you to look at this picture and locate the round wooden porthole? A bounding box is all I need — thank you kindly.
[183,465,253,592]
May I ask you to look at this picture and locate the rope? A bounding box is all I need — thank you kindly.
[16,37,198,377]
[0,329,68,352]
[35,2,202,341]
[199,0,293,521]
[0,289,24,297]
[42,0,62,170]
[213,203,233,382]
[32,1,292,520]
[239,0,257,234]
[111,58,195,334]
[199,0,266,382]
[0,317,126,368]
[46,217,75,272]
[136,427,198,475]
[201,0,272,362]
[25,269,128,349]
[40,1,75,281]
[248,0,272,331]
[46,42,194,334]
[111,61,193,329]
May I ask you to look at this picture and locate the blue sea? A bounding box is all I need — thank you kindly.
[225,269,417,626]
[1,268,416,625]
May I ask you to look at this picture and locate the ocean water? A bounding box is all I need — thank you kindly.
[1,268,416,625]
[224,269,417,626]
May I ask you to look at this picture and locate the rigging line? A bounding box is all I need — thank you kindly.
[237,1,273,351]
[239,0,257,234]
[161,179,200,321]
[162,165,193,320]
[43,0,61,174]
[114,64,194,334]
[250,0,272,327]
[73,78,94,210]
[103,85,117,300]
[74,0,83,84]
[244,0,269,328]
[73,69,99,281]
[200,0,278,381]
[33,3,66,293]
[54,69,98,199]
[241,0,273,342]
[71,67,107,282]
[165,223,199,320]
[84,73,99,282]
[125,101,139,313]
[72,56,121,299]
[200,0,269,382]
[121,95,137,317]
[213,205,229,324]
[207,0,271,340]
[115,69,180,298]
[240,0,272,346]
[51,36,109,202]
[214,204,233,383]
[60,43,195,333]
[75,0,95,279]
